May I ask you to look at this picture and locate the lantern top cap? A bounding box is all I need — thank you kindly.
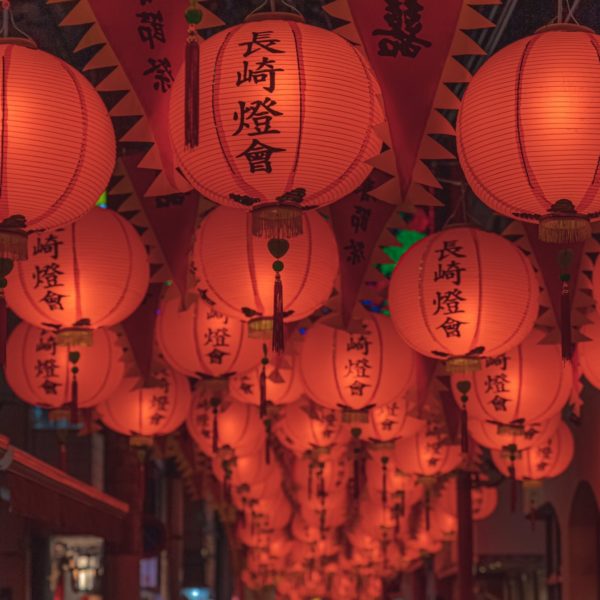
[535,22,595,34]
[245,0,305,23]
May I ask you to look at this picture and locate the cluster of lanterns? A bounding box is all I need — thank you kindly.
[3,1,600,597]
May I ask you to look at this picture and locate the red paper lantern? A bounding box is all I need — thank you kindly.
[156,287,262,378]
[362,402,426,443]
[468,414,561,452]
[169,15,382,235]
[365,454,423,508]
[6,208,149,344]
[273,398,349,455]
[300,313,418,412]
[229,353,304,408]
[451,330,572,424]
[245,492,293,530]
[6,322,124,409]
[230,464,283,510]
[579,310,600,390]
[98,367,191,437]
[291,452,349,497]
[389,227,539,371]
[436,479,498,522]
[192,207,338,328]
[491,422,574,480]
[457,24,600,242]
[187,396,264,458]
[0,41,115,257]
[393,424,462,478]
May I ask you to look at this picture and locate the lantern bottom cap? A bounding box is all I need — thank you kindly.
[129,434,154,449]
[57,327,93,347]
[248,316,274,339]
[539,214,591,243]
[251,203,304,239]
[445,356,481,374]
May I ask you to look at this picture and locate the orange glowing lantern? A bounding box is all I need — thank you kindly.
[451,330,572,424]
[98,367,191,438]
[6,322,124,410]
[245,492,293,530]
[292,451,350,497]
[192,207,338,330]
[6,208,149,344]
[362,401,426,443]
[0,41,115,259]
[393,423,462,479]
[436,479,498,521]
[187,396,264,458]
[388,227,539,372]
[229,353,304,408]
[156,287,262,378]
[457,24,600,242]
[491,422,574,481]
[300,313,418,414]
[170,13,383,236]
[274,398,349,455]
[468,414,561,452]
[230,464,283,510]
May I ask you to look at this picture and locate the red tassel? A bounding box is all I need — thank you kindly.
[259,344,268,418]
[317,462,325,502]
[461,406,469,454]
[381,456,388,508]
[69,351,80,425]
[185,29,200,148]
[509,462,517,513]
[272,273,284,353]
[425,488,431,531]
[265,419,271,465]
[212,399,219,454]
[561,280,572,361]
[308,462,314,500]
[353,448,361,500]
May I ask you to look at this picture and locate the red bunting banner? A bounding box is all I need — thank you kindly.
[346,0,463,198]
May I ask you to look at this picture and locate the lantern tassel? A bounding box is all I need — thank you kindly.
[461,406,469,454]
[68,351,80,425]
[381,456,388,508]
[212,399,219,454]
[425,488,431,531]
[259,348,268,418]
[265,419,271,465]
[561,280,572,361]
[272,273,284,353]
[509,461,517,513]
[308,462,314,500]
[184,0,203,148]
[353,449,361,500]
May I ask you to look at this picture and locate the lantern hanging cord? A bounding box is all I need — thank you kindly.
[1,1,34,43]
[248,0,303,18]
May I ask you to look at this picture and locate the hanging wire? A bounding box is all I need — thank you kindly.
[565,0,582,24]
[557,0,564,23]
[248,0,303,18]
[0,1,34,43]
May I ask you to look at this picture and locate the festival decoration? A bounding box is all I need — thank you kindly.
[6,208,149,345]
[389,227,539,372]
[192,206,338,351]
[170,6,383,237]
[98,366,191,439]
[457,24,600,242]
[299,313,417,416]
[578,310,600,390]
[436,478,498,522]
[6,322,124,415]
[155,287,262,378]
[451,330,572,425]
[0,31,115,259]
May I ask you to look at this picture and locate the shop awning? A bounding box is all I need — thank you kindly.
[0,435,129,543]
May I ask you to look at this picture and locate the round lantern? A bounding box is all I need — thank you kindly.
[451,329,572,424]
[362,401,426,443]
[468,414,561,452]
[365,454,423,508]
[98,367,191,438]
[300,313,417,413]
[187,396,264,458]
[457,24,600,242]
[6,208,149,344]
[393,424,462,479]
[292,451,349,497]
[6,322,124,410]
[0,40,115,258]
[389,227,539,371]
[246,492,293,531]
[193,207,338,329]
[230,464,283,510]
[229,353,304,408]
[579,310,600,390]
[169,11,383,235]
[491,422,574,481]
[436,479,498,521]
[156,287,262,379]
[274,398,349,455]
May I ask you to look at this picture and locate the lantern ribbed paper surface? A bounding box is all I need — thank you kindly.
[389,227,539,367]
[6,322,124,409]
[457,26,600,241]
[193,207,338,322]
[156,288,262,378]
[491,422,574,480]
[5,208,149,335]
[0,43,115,236]
[98,367,191,437]
[436,479,498,521]
[170,19,382,213]
[451,330,572,424]
[300,314,417,412]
